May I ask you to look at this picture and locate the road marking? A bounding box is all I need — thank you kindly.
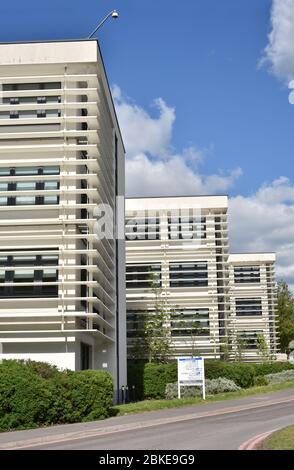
[239,429,277,450]
[1,395,294,450]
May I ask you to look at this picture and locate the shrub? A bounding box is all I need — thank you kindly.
[128,362,177,400]
[65,370,113,421]
[252,362,294,377]
[129,360,255,400]
[143,363,177,399]
[24,359,60,379]
[128,360,294,401]
[253,375,269,386]
[205,377,241,394]
[165,377,240,399]
[0,360,51,431]
[265,370,294,385]
[0,360,114,432]
[205,361,255,388]
[165,382,201,400]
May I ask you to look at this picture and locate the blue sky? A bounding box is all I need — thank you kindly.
[1,0,294,287]
[0,1,292,196]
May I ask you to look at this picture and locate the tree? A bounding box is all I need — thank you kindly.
[277,281,294,353]
[176,315,202,357]
[256,333,270,362]
[235,333,246,361]
[130,271,172,363]
[219,338,231,361]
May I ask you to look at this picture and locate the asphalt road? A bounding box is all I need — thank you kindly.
[1,388,294,450]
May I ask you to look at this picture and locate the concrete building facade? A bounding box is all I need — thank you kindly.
[0,40,127,391]
[125,196,230,359]
[228,253,278,361]
[125,196,278,361]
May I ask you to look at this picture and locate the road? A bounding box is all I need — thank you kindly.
[0,388,294,450]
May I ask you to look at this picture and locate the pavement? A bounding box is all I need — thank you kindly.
[0,388,294,450]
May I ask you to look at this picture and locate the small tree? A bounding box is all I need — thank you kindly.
[131,271,172,363]
[277,281,294,353]
[256,333,270,362]
[219,341,230,361]
[174,310,202,357]
[235,333,246,361]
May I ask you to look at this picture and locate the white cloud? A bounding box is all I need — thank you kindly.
[126,153,242,197]
[229,177,294,290]
[112,85,242,197]
[262,0,294,81]
[113,85,175,158]
[113,86,294,289]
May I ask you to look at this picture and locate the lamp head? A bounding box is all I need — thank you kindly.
[112,10,119,19]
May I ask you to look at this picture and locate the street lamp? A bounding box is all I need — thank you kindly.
[88,10,119,39]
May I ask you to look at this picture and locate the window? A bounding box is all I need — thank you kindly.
[168,213,206,240]
[238,331,262,350]
[0,166,60,206]
[81,343,92,370]
[234,266,260,283]
[3,82,61,91]
[0,250,59,298]
[125,213,160,240]
[126,264,161,289]
[235,298,262,316]
[171,308,210,337]
[127,311,148,338]
[169,262,208,287]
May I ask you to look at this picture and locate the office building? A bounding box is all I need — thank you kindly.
[0,40,127,391]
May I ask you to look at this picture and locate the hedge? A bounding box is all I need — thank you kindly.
[0,360,113,432]
[128,360,294,400]
[251,362,294,377]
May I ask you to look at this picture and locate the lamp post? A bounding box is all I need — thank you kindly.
[88,10,119,39]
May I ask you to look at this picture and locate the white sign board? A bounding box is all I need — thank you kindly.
[177,356,205,400]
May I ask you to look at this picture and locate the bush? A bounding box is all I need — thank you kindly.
[24,359,60,379]
[165,382,201,400]
[253,375,269,386]
[205,361,255,388]
[0,360,114,432]
[0,360,51,431]
[66,370,113,421]
[252,362,294,377]
[143,363,177,399]
[128,362,177,400]
[128,360,254,400]
[128,360,294,401]
[205,377,241,394]
[265,370,294,385]
[165,377,240,399]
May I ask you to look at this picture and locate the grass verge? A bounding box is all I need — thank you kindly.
[261,425,294,450]
[113,381,294,416]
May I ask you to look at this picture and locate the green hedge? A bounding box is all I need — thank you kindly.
[128,360,294,400]
[204,361,255,388]
[251,362,294,376]
[0,360,113,432]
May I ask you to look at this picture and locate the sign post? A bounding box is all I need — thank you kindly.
[177,356,205,400]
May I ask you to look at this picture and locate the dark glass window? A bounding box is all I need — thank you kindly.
[171,308,210,337]
[234,266,260,283]
[169,262,208,287]
[81,343,92,370]
[3,82,61,91]
[168,213,206,240]
[125,214,160,240]
[0,166,60,206]
[235,298,262,316]
[0,251,58,298]
[238,331,262,350]
[126,264,161,289]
